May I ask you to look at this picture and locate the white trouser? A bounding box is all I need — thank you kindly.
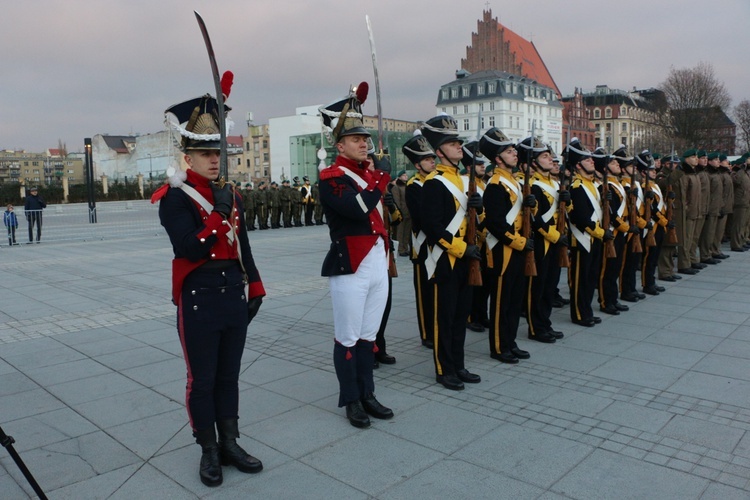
[329,238,389,347]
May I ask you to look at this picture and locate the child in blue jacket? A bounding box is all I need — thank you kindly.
[4,204,18,245]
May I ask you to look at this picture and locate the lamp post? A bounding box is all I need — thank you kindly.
[147,153,153,188]
[85,138,97,223]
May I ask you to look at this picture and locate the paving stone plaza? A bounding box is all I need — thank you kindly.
[1,204,750,498]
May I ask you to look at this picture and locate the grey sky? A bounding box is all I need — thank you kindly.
[2,0,748,152]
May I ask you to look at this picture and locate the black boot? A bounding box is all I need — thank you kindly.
[194,427,223,487]
[334,342,369,428]
[216,418,263,473]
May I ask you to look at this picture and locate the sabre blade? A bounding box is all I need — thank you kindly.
[194,11,228,180]
[366,15,384,153]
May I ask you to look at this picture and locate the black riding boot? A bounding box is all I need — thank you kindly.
[194,427,223,487]
[216,418,263,473]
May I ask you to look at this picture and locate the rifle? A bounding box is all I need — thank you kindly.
[642,162,657,247]
[366,15,397,277]
[557,129,570,268]
[601,152,617,259]
[627,170,643,254]
[523,123,537,277]
[665,183,678,244]
[466,135,482,286]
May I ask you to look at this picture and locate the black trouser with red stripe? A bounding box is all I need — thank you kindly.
[489,249,524,356]
[177,264,248,432]
[432,261,471,377]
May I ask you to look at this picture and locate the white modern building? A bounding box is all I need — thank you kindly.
[436,69,564,153]
[268,105,325,184]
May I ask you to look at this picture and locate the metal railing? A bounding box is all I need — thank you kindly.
[11,200,162,244]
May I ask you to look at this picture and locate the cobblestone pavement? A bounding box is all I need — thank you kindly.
[1,222,750,498]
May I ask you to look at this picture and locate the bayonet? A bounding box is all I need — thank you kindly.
[194,11,228,181]
[366,15,386,159]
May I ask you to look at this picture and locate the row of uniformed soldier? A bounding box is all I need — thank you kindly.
[241,176,325,230]
[402,114,750,387]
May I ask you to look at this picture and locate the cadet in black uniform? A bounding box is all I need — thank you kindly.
[566,139,610,327]
[420,115,483,390]
[403,132,437,349]
[479,129,537,363]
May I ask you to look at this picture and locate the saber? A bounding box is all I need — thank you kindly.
[194,11,228,181]
[366,15,385,158]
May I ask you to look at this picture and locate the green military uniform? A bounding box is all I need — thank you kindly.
[279,180,292,227]
[243,184,256,230]
[256,182,269,230]
[268,181,281,228]
[312,181,324,225]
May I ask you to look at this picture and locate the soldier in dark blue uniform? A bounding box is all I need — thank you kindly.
[318,83,394,428]
[154,85,265,487]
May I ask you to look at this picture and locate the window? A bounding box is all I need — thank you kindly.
[516,117,520,128]
[246,159,250,167]
[621,123,627,132]
[463,105,469,114]
[255,157,260,166]
[606,123,611,132]
[594,109,601,119]
[246,142,250,149]
[477,85,485,96]
[621,137,627,146]
[605,107,612,118]
[450,88,458,98]
[489,116,495,127]
[480,117,485,129]
[621,105,627,115]
[452,106,457,115]
[441,89,448,100]
[595,124,600,131]
[68,169,74,174]
[441,107,446,113]
[479,103,484,111]
[463,119,470,131]
[488,82,496,93]
[262,140,268,148]
[254,143,259,152]
[461,86,470,97]
[489,101,495,111]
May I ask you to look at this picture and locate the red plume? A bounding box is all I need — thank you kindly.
[355,81,369,104]
[221,71,234,99]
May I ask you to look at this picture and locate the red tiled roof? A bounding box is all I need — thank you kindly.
[227,135,243,146]
[499,25,560,96]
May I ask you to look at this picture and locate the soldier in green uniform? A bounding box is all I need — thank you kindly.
[256,181,269,229]
[279,179,292,228]
[248,182,255,231]
[268,181,281,229]
[312,181,324,225]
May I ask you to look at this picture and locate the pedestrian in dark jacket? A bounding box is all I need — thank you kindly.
[24,187,46,243]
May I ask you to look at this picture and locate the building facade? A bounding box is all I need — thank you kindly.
[0,149,84,186]
[436,69,564,153]
[561,88,596,150]
[576,85,665,154]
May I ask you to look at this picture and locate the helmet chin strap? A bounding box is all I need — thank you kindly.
[437,145,460,169]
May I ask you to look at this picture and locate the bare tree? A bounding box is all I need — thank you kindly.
[660,62,732,150]
[735,100,750,153]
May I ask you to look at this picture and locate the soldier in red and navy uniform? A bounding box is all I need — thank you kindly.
[154,81,264,487]
[318,83,394,429]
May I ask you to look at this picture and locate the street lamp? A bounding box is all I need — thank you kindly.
[84,138,97,223]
